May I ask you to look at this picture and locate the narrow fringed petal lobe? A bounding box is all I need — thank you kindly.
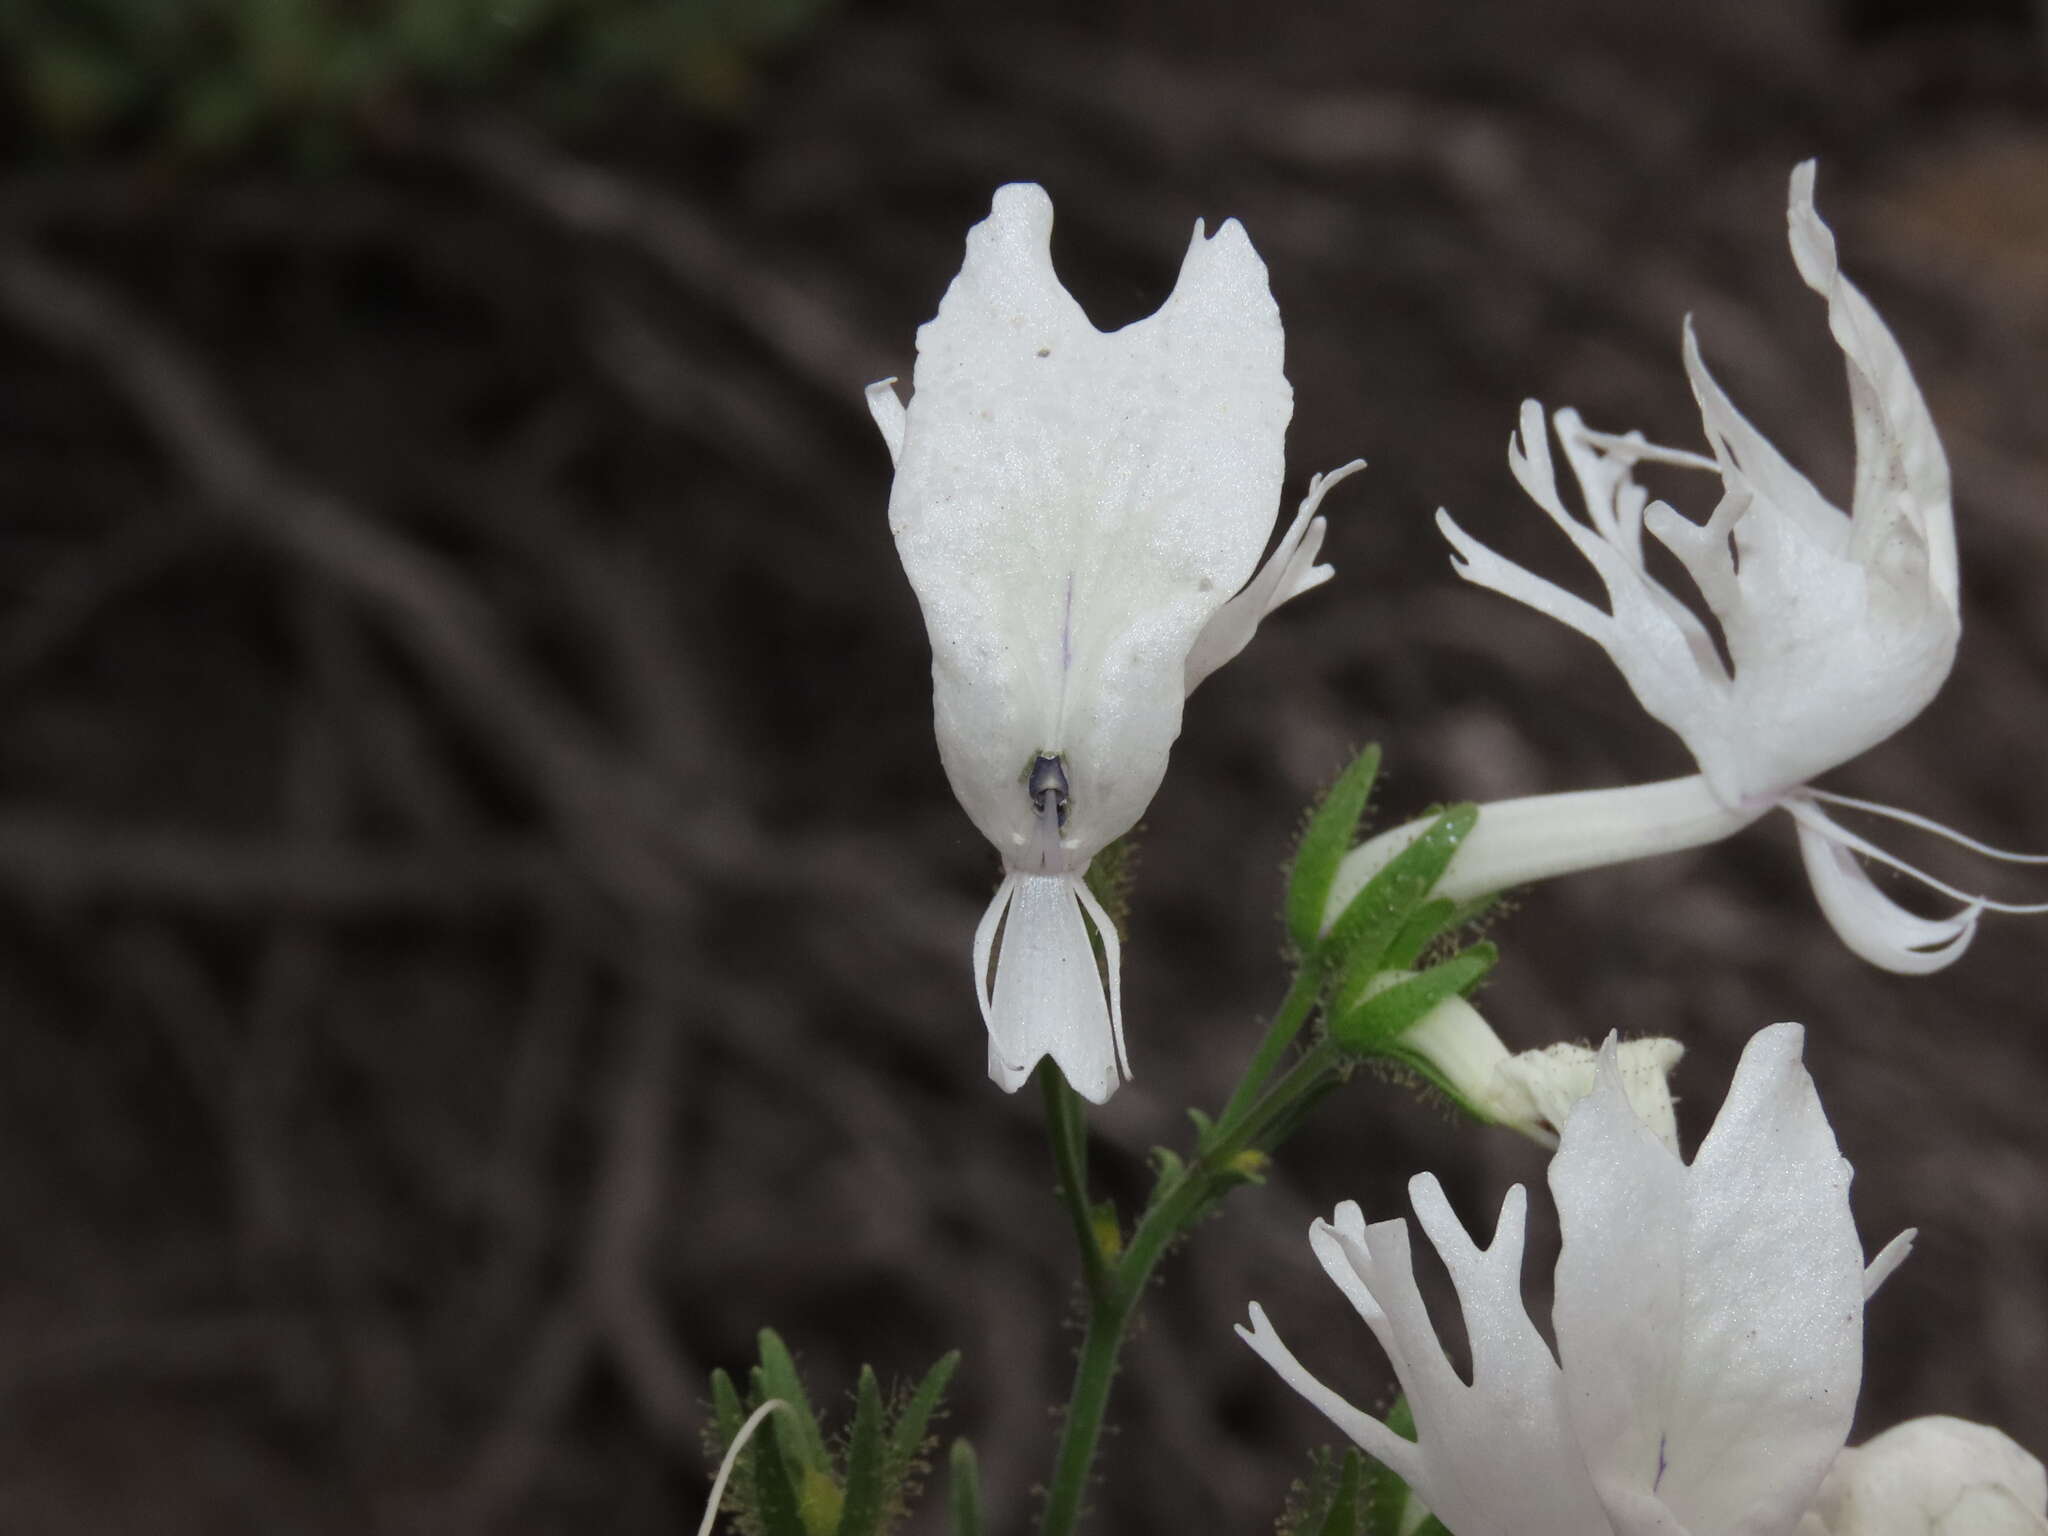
[1784,160,1958,613]
[1862,1229,1916,1299]
[1185,457,1364,693]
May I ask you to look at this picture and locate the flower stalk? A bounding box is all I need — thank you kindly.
[1035,748,1487,1536]
[1038,1000,1350,1536]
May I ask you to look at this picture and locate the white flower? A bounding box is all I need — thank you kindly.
[1330,162,2045,973]
[1486,1033,1685,1154]
[1392,993,1684,1152]
[1240,1023,1915,1536]
[1804,1416,2048,1536]
[871,184,1361,1103]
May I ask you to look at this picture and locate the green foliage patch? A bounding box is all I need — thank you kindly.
[2,0,833,156]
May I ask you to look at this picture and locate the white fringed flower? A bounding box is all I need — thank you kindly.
[1328,162,2046,973]
[1393,994,1684,1152]
[871,184,1360,1103]
[1486,1033,1685,1153]
[1804,1416,2048,1536]
[1241,1023,1915,1536]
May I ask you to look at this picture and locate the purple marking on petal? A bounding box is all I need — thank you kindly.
[1654,1432,1668,1491]
[1060,573,1074,674]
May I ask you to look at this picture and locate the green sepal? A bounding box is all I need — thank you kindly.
[1318,1448,1366,1536]
[834,1367,887,1536]
[746,1373,811,1536]
[1186,1107,1214,1138]
[886,1349,960,1486]
[1322,805,1477,1007]
[1148,1145,1186,1182]
[947,1439,983,1536]
[1379,897,1457,972]
[711,1366,747,1446]
[1363,1397,1421,1536]
[756,1329,832,1475]
[1332,943,1497,1054]
[1286,744,1382,951]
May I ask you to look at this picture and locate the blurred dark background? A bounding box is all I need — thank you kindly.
[1,1,2045,1531]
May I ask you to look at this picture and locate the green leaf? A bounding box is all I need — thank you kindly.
[887,1350,959,1474]
[747,1387,811,1536]
[947,1439,983,1536]
[1286,745,1382,951]
[1363,1398,1420,1536]
[1332,944,1497,1053]
[834,1367,886,1536]
[1317,1447,1365,1536]
[1323,805,1477,1007]
[757,1328,831,1474]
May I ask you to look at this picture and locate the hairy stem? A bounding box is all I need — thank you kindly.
[1039,1063,1109,1302]
[1036,1015,1341,1536]
[1214,966,1323,1133]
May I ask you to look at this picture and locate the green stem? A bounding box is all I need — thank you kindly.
[1214,965,1323,1134]
[1039,1063,1108,1302]
[1037,1027,1344,1536]
[1036,1282,1132,1536]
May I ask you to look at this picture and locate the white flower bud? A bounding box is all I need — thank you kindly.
[1809,1416,2048,1536]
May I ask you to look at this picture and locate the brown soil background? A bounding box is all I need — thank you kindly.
[2,1,2045,1531]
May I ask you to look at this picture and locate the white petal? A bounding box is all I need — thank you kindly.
[888,184,1291,864]
[1936,1486,2048,1536]
[1621,1023,1863,1535]
[1071,872,1129,1081]
[984,873,1121,1103]
[1673,320,1958,803]
[1449,405,1752,806]
[865,377,906,465]
[1791,801,1980,974]
[972,873,1020,1036]
[1322,773,1762,924]
[1395,995,1520,1131]
[1814,1417,2048,1536]
[1441,174,1961,810]
[1786,162,1958,615]
[1863,1229,1915,1299]
[1313,1187,1609,1536]
[1492,1037,1685,1154]
[1549,1035,1693,1534]
[1184,458,1364,694]
[1235,1301,1426,1489]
